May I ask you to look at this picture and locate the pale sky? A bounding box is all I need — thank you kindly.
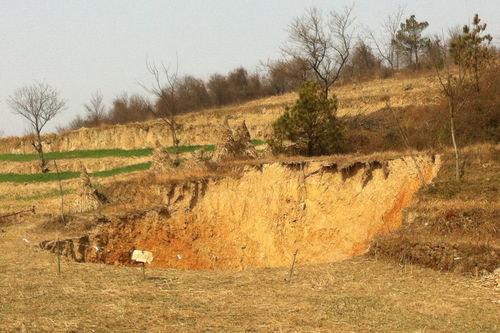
[1,0,499,137]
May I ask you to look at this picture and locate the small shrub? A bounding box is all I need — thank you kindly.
[270,81,344,156]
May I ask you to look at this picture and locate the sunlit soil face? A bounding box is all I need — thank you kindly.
[41,155,441,270]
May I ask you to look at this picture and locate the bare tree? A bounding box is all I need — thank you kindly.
[434,25,469,180]
[434,14,494,181]
[435,68,466,180]
[284,6,355,100]
[140,61,181,163]
[8,82,65,173]
[83,90,106,126]
[368,5,405,70]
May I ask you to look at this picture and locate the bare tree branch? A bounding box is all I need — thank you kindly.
[367,4,405,69]
[283,5,356,100]
[7,82,65,173]
[83,90,106,126]
[139,60,181,162]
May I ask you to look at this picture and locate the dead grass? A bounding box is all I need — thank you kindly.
[369,145,500,275]
[0,220,498,332]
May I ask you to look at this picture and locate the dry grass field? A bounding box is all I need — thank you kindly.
[1,222,498,332]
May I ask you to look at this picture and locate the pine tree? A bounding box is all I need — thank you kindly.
[270,81,343,156]
[393,15,429,68]
[450,14,493,92]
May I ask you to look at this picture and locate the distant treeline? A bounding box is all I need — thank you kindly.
[64,8,499,132]
[66,59,310,130]
[64,41,400,131]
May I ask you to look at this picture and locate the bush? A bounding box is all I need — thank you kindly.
[270,81,344,156]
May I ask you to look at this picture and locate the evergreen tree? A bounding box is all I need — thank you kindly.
[393,15,429,68]
[450,14,493,91]
[270,81,344,156]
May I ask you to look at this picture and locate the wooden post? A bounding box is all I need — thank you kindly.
[288,250,299,282]
[142,262,146,280]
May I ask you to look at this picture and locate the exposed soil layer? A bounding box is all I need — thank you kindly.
[41,155,441,270]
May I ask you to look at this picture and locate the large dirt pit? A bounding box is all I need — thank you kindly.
[41,155,441,270]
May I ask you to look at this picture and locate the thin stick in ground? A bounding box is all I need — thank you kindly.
[288,250,299,282]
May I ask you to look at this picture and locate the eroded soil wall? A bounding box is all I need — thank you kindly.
[43,155,441,270]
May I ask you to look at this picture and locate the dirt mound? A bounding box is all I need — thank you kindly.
[72,165,108,213]
[151,141,176,171]
[41,154,441,270]
[214,120,257,162]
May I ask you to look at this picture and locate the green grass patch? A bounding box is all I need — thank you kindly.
[0,141,266,162]
[0,171,80,183]
[251,139,266,146]
[167,145,216,154]
[0,148,153,162]
[0,162,152,183]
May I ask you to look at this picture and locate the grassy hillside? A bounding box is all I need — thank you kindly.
[0,72,497,332]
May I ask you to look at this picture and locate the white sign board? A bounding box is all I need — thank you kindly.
[132,250,154,264]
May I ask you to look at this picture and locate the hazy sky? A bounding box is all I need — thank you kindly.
[1,0,499,137]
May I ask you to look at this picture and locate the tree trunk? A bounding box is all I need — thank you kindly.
[473,65,480,92]
[170,122,180,165]
[35,133,48,173]
[448,100,460,180]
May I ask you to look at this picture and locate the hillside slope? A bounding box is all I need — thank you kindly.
[0,74,440,154]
